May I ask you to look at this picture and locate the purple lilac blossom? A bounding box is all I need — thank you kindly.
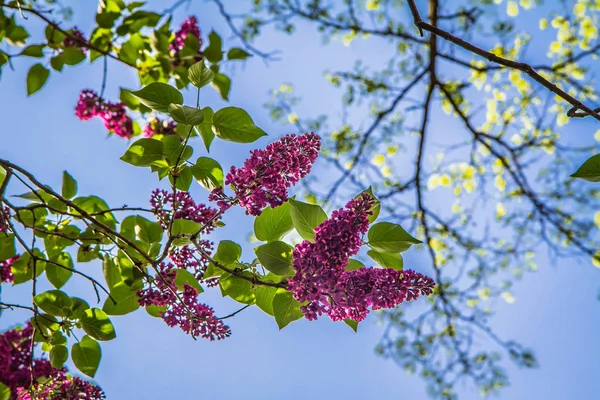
[211,133,321,216]
[0,324,104,399]
[288,193,435,321]
[75,90,133,139]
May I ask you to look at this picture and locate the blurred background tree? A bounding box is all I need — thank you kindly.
[216,0,600,397]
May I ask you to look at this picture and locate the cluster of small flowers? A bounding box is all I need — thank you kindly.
[288,194,435,321]
[150,189,220,232]
[138,262,231,340]
[143,117,178,138]
[206,187,232,213]
[0,256,17,283]
[63,27,88,53]
[0,324,104,399]
[0,206,11,233]
[170,16,203,64]
[212,133,321,216]
[15,374,105,400]
[170,241,212,280]
[327,268,435,322]
[75,90,133,139]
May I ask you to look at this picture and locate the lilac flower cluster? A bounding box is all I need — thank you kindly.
[170,242,213,280]
[63,27,88,53]
[15,374,105,400]
[0,206,10,233]
[138,262,231,340]
[170,16,203,65]
[212,133,321,216]
[143,117,178,138]
[150,189,220,232]
[75,90,133,139]
[0,256,17,284]
[0,324,104,399]
[288,194,435,321]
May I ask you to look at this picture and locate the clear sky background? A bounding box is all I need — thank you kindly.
[1,1,599,399]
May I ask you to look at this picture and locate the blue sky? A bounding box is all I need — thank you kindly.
[1,1,600,399]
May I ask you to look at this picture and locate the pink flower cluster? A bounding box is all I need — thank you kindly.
[0,324,104,399]
[211,133,321,216]
[170,16,203,64]
[63,27,87,53]
[0,256,17,284]
[138,262,231,340]
[288,194,435,321]
[1,206,11,233]
[75,90,133,139]
[150,189,220,232]
[170,16,202,52]
[170,243,213,280]
[143,117,177,138]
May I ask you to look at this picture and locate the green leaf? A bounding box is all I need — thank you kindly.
[120,138,164,167]
[30,313,59,338]
[60,47,86,65]
[168,104,205,125]
[134,216,163,243]
[80,308,117,341]
[272,289,304,329]
[571,154,600,182]
[188,60,215,88]
[367,222,421,253]
[346,258,365,271]
[0,381,10,400]
[130,82,183,113]
[34,290,72,317]
[62,171,78,199]
[26,63,50,95]
[203,31,223,63]
[173,269,203,293]
[120,88,151,113]
[77,246,99,262]
[343,319,359,332]
[219,273,255,304]
[21,44,45,58]
[162,135,193,165]
[103,257,122,290]
[227,47,252,60]
[195,107,215,151]
[168,166,194,191]
[46,252,74,289]
[255,286,277,316]
[356,187,380,223]
[190,157,224,190]
[50,345,69,369]
[288,199,328,241]
[212,107,266,143]
[211,73,231,101]
[102,282,140,316]
[11,253,45,284]
[254,202,294,242]
[145,304,167,318]
[202,263,223,279]
[171,219,201,235]
[368,250,403,270]
[69,297,90,319]
[0,233,16,261]
[72,335,101,378]
[255,241,294,276]
[213,240,242,265]
[72,196,117,229]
